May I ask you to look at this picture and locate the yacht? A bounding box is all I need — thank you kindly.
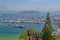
[16,24,25,28]
[4,20,15,23]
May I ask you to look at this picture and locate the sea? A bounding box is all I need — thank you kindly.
[0,12,59,40]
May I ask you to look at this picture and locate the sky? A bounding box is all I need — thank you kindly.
[0,0,60,12]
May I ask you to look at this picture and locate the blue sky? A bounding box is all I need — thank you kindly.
[0,0,60,12]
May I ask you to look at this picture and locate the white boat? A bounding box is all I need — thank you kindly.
[15,21,21,23]
[4,20,15,23]
[57,28,60,32]
[16,24,25,28]
[9,20,15,23]
[4,20,9,23]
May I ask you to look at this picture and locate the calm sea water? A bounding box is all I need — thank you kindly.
[0,13,59,40]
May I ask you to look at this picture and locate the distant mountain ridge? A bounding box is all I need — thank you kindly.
[0,10,60,14]
[18,11,40,13]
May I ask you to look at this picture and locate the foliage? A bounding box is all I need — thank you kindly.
[55,34,60,40]
[19,28,35,40]
[41,12,54,40]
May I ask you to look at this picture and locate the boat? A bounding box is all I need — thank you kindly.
[4,20,9,23]
[57,28,60,32]
[9,20,15,23]
[15,24,25,28]
[4,20,15,23]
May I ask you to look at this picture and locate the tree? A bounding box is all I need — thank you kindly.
[41,12,54,40]
[19,28,35,40]
[55,34,60,40]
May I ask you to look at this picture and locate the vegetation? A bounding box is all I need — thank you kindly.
[41,12,54,40]
[55,34,60,40]
[19,28,35,40]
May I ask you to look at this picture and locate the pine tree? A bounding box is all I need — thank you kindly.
[41,12,54,40]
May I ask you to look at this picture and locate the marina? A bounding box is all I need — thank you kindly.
[0,13,60,40]
[0,13,59,29]
[3,17,45,24]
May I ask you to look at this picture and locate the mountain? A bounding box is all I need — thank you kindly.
[18,11,40,13]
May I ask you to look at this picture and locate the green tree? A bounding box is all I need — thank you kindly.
[19,28,35,40]
[41,12,54,40]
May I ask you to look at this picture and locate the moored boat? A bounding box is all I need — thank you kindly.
[15,24,25,28]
